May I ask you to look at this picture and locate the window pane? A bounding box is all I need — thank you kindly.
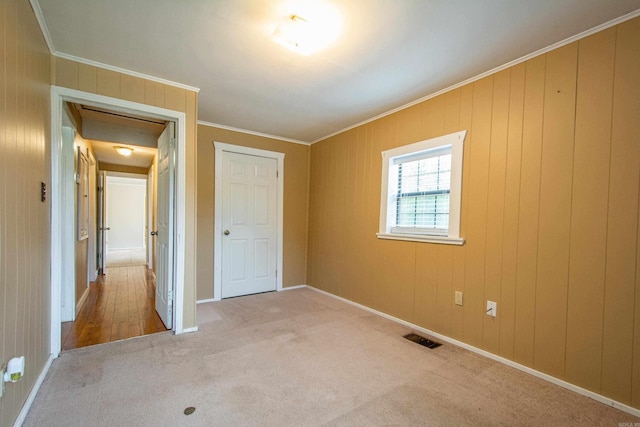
[395,152,451,231]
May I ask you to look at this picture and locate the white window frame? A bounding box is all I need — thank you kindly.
[378,130,466,245]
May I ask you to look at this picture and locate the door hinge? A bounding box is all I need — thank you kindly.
[276,170,279,178]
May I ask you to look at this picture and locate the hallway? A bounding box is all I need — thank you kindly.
[61,265,168,350]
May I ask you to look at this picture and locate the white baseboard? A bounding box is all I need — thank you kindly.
[76,287,90,313]
[197,284,307,305]
[181,326,199,334]
[305,285,640,419]
[14,354,55,427]
[280,284,307,291]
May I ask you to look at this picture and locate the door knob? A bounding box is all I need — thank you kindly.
[150,231,158,236]
[223,230,230,235]
[100,227,111,231]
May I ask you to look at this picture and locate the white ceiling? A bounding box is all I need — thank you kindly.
[35,0,640,143]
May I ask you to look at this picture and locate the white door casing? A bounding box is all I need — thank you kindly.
[60,125,75,322]
[213,142,284,301]
[155,122,175,329]
[221,152,277,298]
[50,86,188,357]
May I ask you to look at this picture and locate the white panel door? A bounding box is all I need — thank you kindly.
[97,171,108,274]
[221,151,277,298]
[147,166,154,270]
[155,122,174,328]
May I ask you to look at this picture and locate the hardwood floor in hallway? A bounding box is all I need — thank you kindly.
[61,265,168,351]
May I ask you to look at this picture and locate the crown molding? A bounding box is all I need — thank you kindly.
[29,0,55,53]
[54,52,200,93]
[198,121,310,146]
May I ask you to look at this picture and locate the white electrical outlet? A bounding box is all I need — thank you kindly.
[454,291,463,306]
[486,301,497,317]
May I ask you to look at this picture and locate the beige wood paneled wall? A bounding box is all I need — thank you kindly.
[52,57,199,329]
[308,17,640,409]
[196,125,309,301]
[0,1,52,425]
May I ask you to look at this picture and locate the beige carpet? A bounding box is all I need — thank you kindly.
[25,288,638,426]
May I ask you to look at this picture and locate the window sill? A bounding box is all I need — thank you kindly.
[376,232,465,246]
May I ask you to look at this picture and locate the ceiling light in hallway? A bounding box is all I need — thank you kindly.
[115,146,134,156]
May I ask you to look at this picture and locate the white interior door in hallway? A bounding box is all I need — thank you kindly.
[221,151,278,298]
[155,122,175,329]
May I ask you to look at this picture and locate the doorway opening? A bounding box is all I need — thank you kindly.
[59,101,170,350]
[50,86,188,356]
[105,175,148,267]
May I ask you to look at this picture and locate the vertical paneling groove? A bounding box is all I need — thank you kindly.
[414,237,438,328]
[451,84,474,340]
[533,43,578,378]
[414,100,440,328]
[343,133,356,300]
[499,62,525,359]
[54,57,78,89]
[435,90,462,335]
[483,69,510,353]
[121,74,146,104]
[601,18,640,404]
[463,77,493,347]
[0,0,7,419]
[513,55,546,366]
[95,68,120,98]
[184,90,198,326]
[634,187,640,408]
[565,28,616,392]
[5,0,20,415]
[78,63,97,93]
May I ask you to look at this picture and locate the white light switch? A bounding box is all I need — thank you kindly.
[455,291,463,306]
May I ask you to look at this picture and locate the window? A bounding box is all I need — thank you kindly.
[378,130,466,245]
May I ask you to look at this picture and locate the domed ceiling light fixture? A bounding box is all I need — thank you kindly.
[273,3,341,55]
[115,146,133,156]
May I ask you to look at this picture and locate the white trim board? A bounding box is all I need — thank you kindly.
[197,285,305,304]
[213,142,285,301]
[304,285,640,419]
[13,354,54,427]
[310,8,640,145]
[280,284,307,291]
[199,121,309,146]
[50,86,189,357]
[28,0,55,54]
[54,52,200,93]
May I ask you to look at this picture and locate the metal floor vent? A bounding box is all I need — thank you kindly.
[403,333,442,349]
